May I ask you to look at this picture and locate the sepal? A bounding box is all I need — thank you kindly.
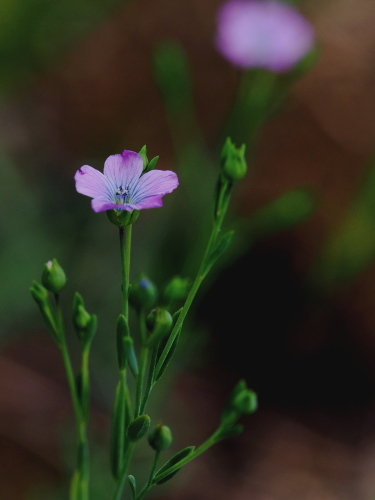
[106,209,140,228]
[138,145,159,173]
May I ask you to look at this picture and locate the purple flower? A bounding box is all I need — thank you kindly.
[75,150,179,213]
[215,0,315,72]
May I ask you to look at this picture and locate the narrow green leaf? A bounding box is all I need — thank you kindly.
[153,446,195,485]
[154,309,182,382]
[110,381,126,479]
[123,337,139,377]
[154,328,181,382]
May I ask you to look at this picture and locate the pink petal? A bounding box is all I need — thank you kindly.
[91,198,133,213]
[129,195,165,210]
[75,165,110,198]
[103,151,143,189]
[132,170,179,204]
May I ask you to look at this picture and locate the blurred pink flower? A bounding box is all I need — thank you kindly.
[215,0,315,72]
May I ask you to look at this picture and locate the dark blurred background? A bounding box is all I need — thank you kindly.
[2,0,375,498]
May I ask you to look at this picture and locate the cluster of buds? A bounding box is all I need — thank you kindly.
[30,258,97,349]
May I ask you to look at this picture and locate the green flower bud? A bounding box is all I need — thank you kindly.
[72,292,97,346]
[106,209,140,228]
[148,424,173,451]
[146,308,173,333]
[146,308,173,348]
[161,276,190,308]
[41,258,66,294]
[30,280,49,303]
[233,390,257,415]
[128,414,151,442]
[129,274,158,311]
[221,379,257,425]
[220,137,247,182]
[74,304,91,330]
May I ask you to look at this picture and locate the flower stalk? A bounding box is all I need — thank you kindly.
[55,293,90,500]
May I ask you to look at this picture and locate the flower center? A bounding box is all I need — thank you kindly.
[115,185,130,204]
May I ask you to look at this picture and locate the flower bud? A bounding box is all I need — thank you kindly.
[72,292,97,346]
[146,308,173,348]
[161,276,190,308]
[221,379,257,425]
[220,137,247,182]
[233,390,257,415]
[74,304,91,330]
[148,424,173,452]
[30,280,49,303]
[128,414,151,442]
[129,274,158,311]
[41,258,66,294]
[146,308,173,333]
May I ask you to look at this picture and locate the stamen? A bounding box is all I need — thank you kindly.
[115,185,130,204]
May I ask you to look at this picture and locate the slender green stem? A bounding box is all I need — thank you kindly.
[113,369,127,476]
[119,226,132,318]
[153,193,231,380]
[134,310,149,418]
[135,451,160,500]
[111,443,135,500]
[55,295,89,500]
[139,344,158,415]
[81,347,90,419]
[112,224,135,498]
[152,428,223,484]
